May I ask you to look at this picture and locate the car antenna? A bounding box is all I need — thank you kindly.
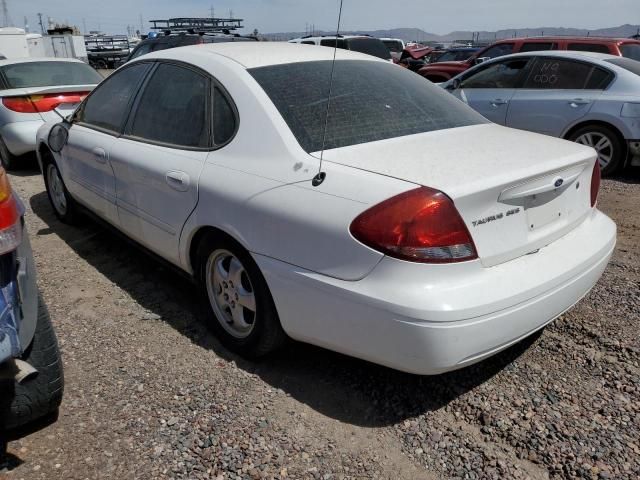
[312,0,344,187]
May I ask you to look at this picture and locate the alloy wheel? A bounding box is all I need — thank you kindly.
[575,132,613,170]
[47,164,67,216]
[205,249,257,339]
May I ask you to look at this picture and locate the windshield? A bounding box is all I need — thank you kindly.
[1,61,102,88]
[382,40,403,53]
[347,38,392,60]
[605,57,640,76]
[250,60,486,153]
[620,44,640,61]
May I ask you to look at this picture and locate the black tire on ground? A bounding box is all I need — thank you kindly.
[43,158,81,225]
[0,296,64,431]
[568,124,625,176]
[196,234,287,358]
[0,137,17,171]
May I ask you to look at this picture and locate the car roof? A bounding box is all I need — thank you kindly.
[495,36,639,44]
[0,57,86,67]
[497,50,619,62]
[291,35,377,41]
[143,42,385,69]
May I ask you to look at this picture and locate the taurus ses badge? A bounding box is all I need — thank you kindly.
[554,178,564,188]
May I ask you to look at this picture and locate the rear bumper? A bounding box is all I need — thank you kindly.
[256,209,616,375]
[1,120,43,156]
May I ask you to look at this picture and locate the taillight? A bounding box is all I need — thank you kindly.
[0,168,21,255]
[2,92,88,113]
[350,186,478,263]
[590,161,601,207]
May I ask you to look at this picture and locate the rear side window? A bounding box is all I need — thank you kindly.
[523,58,594,89]
[301,41,315,45]
[0,61,102,88]
[605,57,640,76]
[213,87,236,145]
[249,60,487,153]
[461,59,530,89]
[567,43,611,54]
[347,38,392,60]
[585,67,613,89]
[320,39,347,49]
[129,43,153,60]
[79,63,150,133]
[129,63,210,148]
[519,42,556,52]
[620,44,640,61]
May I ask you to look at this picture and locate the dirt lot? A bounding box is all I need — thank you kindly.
[1,164,639,480]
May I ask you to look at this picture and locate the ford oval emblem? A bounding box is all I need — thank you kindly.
[554,178,564,188]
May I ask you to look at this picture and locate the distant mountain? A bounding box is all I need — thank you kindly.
[263,24,640,43]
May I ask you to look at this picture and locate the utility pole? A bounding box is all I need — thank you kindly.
[37,12,44,34]
[23,15,27,32]
[1,0,12,28]
[210,5,215,18]
[229,9,233,19]
[139,13,144,34]
[83,18,87,34]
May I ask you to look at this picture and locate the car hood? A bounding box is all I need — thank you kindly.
[319,123,594,200]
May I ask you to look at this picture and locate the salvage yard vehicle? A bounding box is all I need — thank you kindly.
[419,36,640,82]
[289,35,392,61]
[0,167,63,432]
[36,43,615,375]
[0,58,102,169]
[126,32,258,63]
[380,38,405,62]
[442,51,640,175]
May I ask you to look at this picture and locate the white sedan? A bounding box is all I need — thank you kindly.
[36,43,616,375]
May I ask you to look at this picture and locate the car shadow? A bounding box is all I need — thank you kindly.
[29,190,540,428]
[609,166,640,184]
[5,155,40,176]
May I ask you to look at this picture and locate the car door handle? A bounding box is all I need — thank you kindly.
[92,147,107,164]
[569,99,591,107]
[491,99,509,107]
[165,171,190,192]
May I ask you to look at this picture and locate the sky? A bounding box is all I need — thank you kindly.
[7,0,640,36]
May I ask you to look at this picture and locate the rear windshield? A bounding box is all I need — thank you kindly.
[1,61,102,88]
[605,57,640,76]
[620,44,640,61]
[249,60,486,153]
[346,38,392,60]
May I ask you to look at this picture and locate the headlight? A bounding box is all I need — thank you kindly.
[621,102,640,118]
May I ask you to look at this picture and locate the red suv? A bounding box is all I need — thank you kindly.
[418,37,640,82]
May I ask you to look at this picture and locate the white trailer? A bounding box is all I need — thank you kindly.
[0,27,29,58]
[42,35,88,63]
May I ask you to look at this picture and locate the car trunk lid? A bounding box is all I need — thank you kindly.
[1,85,95,121]
[319,123,596,267]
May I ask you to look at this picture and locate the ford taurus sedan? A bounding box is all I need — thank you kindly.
[442,51,640,176]
[35,44,615,375]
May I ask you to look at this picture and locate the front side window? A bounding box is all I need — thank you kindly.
[522,58,595,89]
[567,43,611,54]
[78,63,150,133]
[480,43,515,59]
[129,63,210,148]
[1,61,103,88]
[461,59,530,89]
[250,60,487,153]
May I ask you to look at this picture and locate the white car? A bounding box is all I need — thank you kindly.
[36,43,615,375]
[0,57,101,169]
[380,38,405,62]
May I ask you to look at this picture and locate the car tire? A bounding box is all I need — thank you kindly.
[568,124,625,176]
[196,234,286,358]
[0,137,17,171]
[0,296,64,431]
[43,160,80,224]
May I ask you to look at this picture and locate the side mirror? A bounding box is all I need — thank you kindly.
[48,123,69,153]
[446,78,461,91]
[475,57,490,65]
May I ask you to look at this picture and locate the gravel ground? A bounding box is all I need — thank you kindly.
[1,164,638,480]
